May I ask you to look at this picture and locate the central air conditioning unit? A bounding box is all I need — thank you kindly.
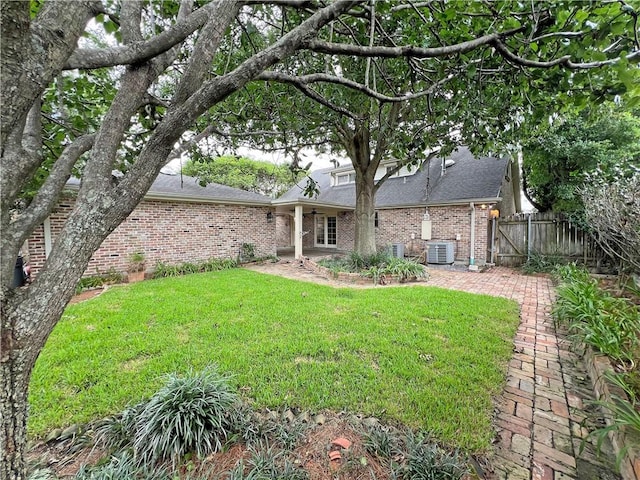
[426,242,455,264]
[391,243,405,258]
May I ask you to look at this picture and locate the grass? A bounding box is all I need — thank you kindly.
[29,269,520,452]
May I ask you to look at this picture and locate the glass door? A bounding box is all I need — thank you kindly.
[315,215,337,247]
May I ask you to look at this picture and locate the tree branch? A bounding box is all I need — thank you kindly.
[9,134,96,247]
[0,102,43,212]
[174,1,241,105]
[492,39,640,69]
[256,71,452,103]
[120,1,144,44]
[531,30,585,42]
[1,0,100,147]
[286,81,362,119]
[116,0,359,201]
[64,5,215,70]
[305,28,523,58]
[80,64,157,195]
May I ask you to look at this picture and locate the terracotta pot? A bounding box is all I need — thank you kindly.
[128,271,145,283]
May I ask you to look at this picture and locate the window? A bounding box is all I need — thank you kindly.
[374,211,379,228]
[336,173,356,185]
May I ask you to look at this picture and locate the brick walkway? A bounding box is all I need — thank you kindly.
[247,262,621,479]
[427,267,620,480]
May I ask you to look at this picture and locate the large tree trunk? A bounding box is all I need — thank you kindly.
[0,212,115,479]
[348,125,378,256]
[354,174,377,256]
[0,328,31,480]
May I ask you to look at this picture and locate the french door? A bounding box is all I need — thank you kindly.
[315,215,337,247]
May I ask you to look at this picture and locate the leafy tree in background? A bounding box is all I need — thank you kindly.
[522,106,640,223]
[1,1,639,477]
[183,156,305,198]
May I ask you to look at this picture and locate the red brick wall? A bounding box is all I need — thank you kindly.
[276,214,292,247]
[336,212,355,251]
[353,205,490,264]
[27,196,276,277]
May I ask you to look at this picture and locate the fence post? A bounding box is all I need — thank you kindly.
[527,213,532,261]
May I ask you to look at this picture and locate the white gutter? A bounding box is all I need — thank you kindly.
[142,192,271,206]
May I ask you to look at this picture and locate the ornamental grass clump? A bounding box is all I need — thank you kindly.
[132,367,239,467]
[395,431,467,480]
[552,264,640,367]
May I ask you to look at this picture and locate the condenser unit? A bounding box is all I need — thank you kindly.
[390,243,405,258]
[426,242,454,264]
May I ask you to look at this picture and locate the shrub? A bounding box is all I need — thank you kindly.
[348,250,392,270]
[244,444,308,480]
[152,257,238,278]
[74,451,164,480]
[75,269,125,294]
[384,257,428,282]
[132,367,239,467]
[319,251,427,284]
[522,251,566,274]
[239,243,257,262]
[94,401,146,451]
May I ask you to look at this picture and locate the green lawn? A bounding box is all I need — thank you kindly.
[29,269,520,452]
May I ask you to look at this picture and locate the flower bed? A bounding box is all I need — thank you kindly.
[302,256,428,286]
[552,264,640,479]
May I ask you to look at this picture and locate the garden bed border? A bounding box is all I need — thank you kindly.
[300,257,426,286]
[583,345,640,480]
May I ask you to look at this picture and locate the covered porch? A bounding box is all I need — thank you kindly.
[272,199,353,259]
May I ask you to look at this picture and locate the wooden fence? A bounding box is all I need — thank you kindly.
[492,212,607,268]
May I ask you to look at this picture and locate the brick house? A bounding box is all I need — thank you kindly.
[26,172,276,278]
[274,147,521,266]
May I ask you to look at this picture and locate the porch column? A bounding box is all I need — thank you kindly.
[294,204,303,259]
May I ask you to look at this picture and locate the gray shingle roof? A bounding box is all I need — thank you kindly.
[279,147,508,208]
[67,172,273,204]
[149,172,272,204]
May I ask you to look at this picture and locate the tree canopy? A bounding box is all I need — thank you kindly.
[1,1,639,478]
[183,155,304,198]
[187,1,640,253]
[522,105,640,221]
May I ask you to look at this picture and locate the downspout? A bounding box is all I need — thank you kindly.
[294,204,303,260]
[469,203,475,266]
[44,217,52,257]
[490,215,496,264]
